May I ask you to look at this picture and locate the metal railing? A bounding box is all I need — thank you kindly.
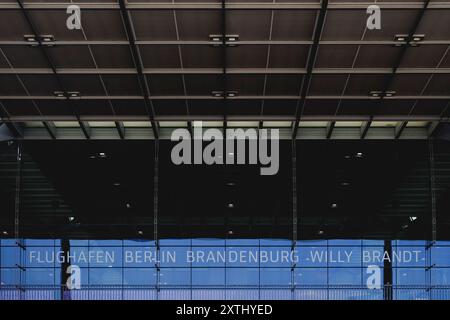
[1,285,449,300]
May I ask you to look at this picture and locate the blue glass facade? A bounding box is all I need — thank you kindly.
[1,238,449,300]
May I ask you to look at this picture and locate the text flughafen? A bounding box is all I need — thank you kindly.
[28,248,424,265]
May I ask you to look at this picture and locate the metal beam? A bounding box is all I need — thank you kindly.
[292,0,328,139]
[395,121,408,139]
[118,0,159,139]
[2,67,450,75]
[361,120,372,139]
[2,114,448,122]
[428,121,440,137]
[43,121,56,139]
[2,40,450,46]
[1,2,449,9]
[79,121,90,139]
[115,121,125,139]
[326,121,335,139]
[6,95,450,101]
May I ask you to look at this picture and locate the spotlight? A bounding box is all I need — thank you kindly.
[401,224,409,230]
[68,216,75,222]
[126,203,131,209]
[113,182,121,187]
[227,203,234,209]
[318,230,324,235]
[99,152,106,158]
[2,231,8,236]
[341,182,350,186]
[137,230,144,236]
[409,216,418,222]
[228,230,234,235]
[385,91,396,98]
[226,182,235,186]
[356,152,363,158]
[331,203,338,209]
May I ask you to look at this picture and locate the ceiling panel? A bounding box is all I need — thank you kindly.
[302,99,339,116]
[388,74,430,96]
[19,74,60,95]
[140,45,180,69]
[111,100,148,116]
[147,74,184,96]
[131,10,177,41]
[338,99,378,116]
[1,46,48,68]
[228,45,268,68]
[309,74,348,95]
[315,45,359,68]
[34,100,73,116]
[345,74,388,95]
[0,75,27,95]
[423,75,450,95]
[1,100,39,116]
[410,100,450,116]
[377,100,416,116]
[102,74,142,96]
[59,74,105,95]
[227,99,262,115]
[262,100,297,116]
[0,10,31,41]
[48,46,95,68]
[227,74,265,95]
[400,45,450,68]
[74,100,114,116]
[265,74,303,96]
[153,100,188,116]
[181,45,222,68]
[321,10,366,41]
[176,10,221,40]
[188,100,223,116]
[271,10,317,40]
[354,45,402,68]
[227,10,272,40]
[184,74,223,95]
[268,45,309,68]
[91,45,135,68]
[416,10,450,40]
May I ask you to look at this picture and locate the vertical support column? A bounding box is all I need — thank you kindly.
[291,139,297,300]
[60,238,70,300]
[153,140,160,300]
[428,138,437,243]
[14,142,26,298]
[383,240,393,300]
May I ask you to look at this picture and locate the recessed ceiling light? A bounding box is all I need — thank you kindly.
[226,182,235,186]
[228,152,234,156]
[356,152,363,158]
[341,182,350,186]
[99,152,106,158]
[113,182,121,187]
[227,203,234,208]
[68,216,75,222]
[126,203,131,209]
[2,231,8,236]
[401,224,409,230]
[331,203,338,208]
[138,230,144,236]
[344,155,351,159]
[318,230,324,235]
[228,230,234,235]
[409,216,418,222]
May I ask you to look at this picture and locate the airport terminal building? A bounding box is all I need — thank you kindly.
[0,0,450,300]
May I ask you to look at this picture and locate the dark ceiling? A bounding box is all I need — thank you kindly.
[0,0,449,139]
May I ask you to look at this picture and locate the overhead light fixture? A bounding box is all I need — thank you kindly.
[331,203,338,209]
[113,182,121,187]
[341,182,350,186]
[318,230,324,235]
[394,34,408,47]
[356,152,363,158]
[24,34,38,47]
[211,91,224,98]
[226,91,238,98]
[225,35,239,47]
[228,230,234,235]
[89,155,96,159]
[409,216,418,222]
[2,231,8,236]
[209,34,223,47]
[67,91,81,99]
[54,91,65,99]
[369,91,382,98]
[344,155,351,159]
[228,152,234,156]
[385,90,396,97]
[126,203,131,209]
[401,224,409,230]
[226,182,235,186]
[410,34,425,47]
[137,230,144,236]
[227,203,234,209]
[40,35,55,46]
[68,216,75,222]
[98,152,106,158]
